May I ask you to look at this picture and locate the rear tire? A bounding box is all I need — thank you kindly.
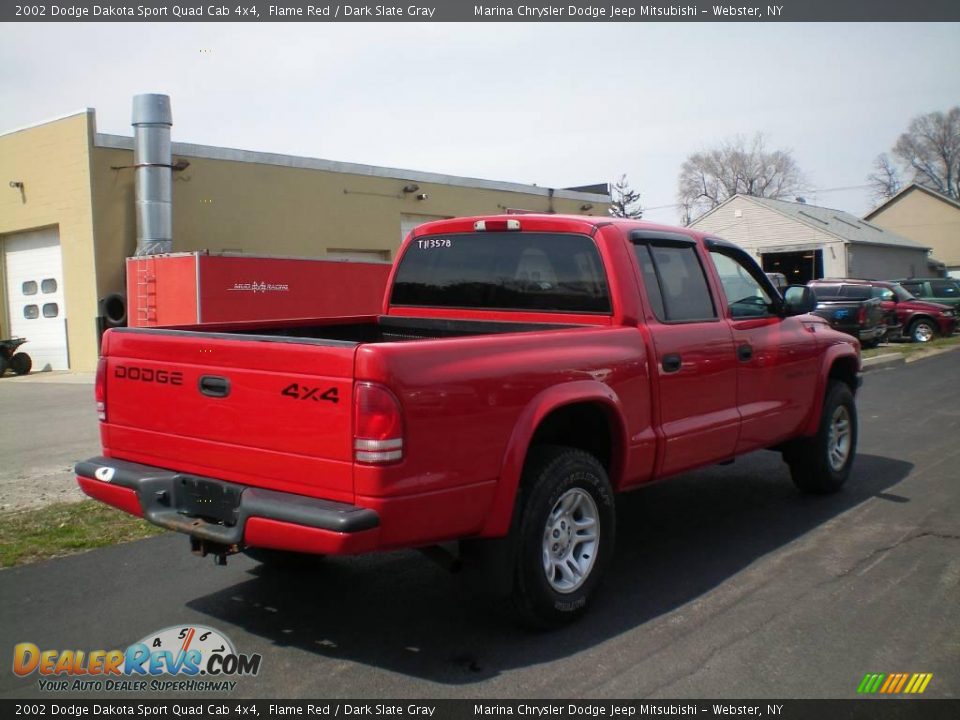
[785,381,857,494]
[10,353,31,375]
[0,355,7,377]
[908,318,937,343]
[512,446,615,629]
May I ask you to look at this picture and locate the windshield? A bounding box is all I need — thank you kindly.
[391,232,611,313]
[890,284,916,302]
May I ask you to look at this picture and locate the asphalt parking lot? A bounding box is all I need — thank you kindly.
[1,352,958,699]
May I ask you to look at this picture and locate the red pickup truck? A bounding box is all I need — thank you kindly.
[77,215,861,627]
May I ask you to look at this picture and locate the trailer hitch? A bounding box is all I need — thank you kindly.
[190,537,239,566]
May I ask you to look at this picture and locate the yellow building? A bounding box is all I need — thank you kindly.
[1,107,610,372]
[864,184,960,278]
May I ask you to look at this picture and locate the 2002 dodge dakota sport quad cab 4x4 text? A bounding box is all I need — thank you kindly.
[77,215,861,627]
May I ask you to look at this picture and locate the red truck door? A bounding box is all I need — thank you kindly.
[705,244,821,451]
[631,234,740,476]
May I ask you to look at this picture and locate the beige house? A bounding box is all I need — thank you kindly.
[864,184,960,278]
[690,194,931,285]
[0,107,610,372]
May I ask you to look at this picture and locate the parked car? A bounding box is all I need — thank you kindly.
[808,279,956,343]
[77,215,861,627]
[805,285,887,347]
[894,278,960,310]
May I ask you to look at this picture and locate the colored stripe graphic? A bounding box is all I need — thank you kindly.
[905,673,933,694]
[858,673,932,694]
[857,673,885,694]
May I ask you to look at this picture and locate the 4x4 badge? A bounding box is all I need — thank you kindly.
[281,383,339,404]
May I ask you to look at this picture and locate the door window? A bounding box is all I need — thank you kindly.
[634,244,716,322]
[709,251,774,318]
[839,285,871,300]
[930,281,960,299]
[870,286,896,301]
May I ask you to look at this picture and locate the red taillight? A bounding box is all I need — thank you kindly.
[95,357,107,422]
[353,382,403,464]
[858,305,867,325]
[474,219,520,232]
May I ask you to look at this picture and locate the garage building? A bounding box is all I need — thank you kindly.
[690,194,932,286]
[0,103,610,372]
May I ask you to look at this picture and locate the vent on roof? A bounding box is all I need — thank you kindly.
[832,215,863,230]
[798,210,829,226]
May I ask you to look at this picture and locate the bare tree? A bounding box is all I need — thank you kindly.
[609,174,643,218]
[867,153,903,203]
[677,133,806,223]
[885,107,960,200]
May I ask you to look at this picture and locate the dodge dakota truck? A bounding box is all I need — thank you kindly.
[77,215,861,627]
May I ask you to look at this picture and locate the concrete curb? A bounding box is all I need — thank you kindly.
[862,353,906,372]
[904,343,960,363]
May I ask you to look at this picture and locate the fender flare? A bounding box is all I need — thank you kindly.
[479,380,628,537]
[802,345,860,436]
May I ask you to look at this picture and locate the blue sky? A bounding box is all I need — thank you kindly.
[1,22,958,223]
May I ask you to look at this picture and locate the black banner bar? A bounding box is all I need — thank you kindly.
[2,0,960,23]
[2,700,960,720]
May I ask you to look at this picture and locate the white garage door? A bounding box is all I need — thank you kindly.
[3,228,68,371]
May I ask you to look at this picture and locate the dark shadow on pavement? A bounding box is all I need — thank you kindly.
[186,451,911,685]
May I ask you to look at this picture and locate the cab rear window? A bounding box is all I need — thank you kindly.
[391,232,611,313]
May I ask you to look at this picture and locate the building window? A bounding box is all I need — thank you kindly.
[42,303,59,318]
[22,281,38,296]
[41,278,58,294]
[24,304,40,319]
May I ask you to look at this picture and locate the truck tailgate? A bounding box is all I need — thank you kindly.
[101,328,357,503]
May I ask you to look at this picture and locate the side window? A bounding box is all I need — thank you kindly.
[814,284,841,296]
[931,281,959,299]
[634,245,665,320]
[709,250,774,318]
[634,243,716,322]
[839,285,871,300]
[871,286,896,301]
[898,282,922,296]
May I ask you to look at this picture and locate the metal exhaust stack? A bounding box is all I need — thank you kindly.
[132,94,173,256]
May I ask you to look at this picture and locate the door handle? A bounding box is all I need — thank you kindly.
[661,354,682,373]
[737,344,753,362]
[198,375,230,398]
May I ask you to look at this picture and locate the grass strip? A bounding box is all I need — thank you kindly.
[0,500,164,568]
[862,335,960,359]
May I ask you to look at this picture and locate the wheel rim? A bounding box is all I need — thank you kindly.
[827,405,852,472]
[541,488,599,594]
[913,322,934,342]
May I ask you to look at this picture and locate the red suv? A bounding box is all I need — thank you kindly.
[808,279,957,343]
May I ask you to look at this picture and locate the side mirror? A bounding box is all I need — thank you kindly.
[782,285,816,316]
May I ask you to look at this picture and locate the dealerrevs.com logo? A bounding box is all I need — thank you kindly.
[13,625,262,693]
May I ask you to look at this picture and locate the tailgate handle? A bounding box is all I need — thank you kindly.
[199,375,231,398]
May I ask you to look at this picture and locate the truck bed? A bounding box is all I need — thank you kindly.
[119,315,582,345]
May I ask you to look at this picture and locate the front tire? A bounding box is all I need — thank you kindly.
[10,352,31,375]
[785,381,857,494]
[512,446,615,628]
[908,318,936,343]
